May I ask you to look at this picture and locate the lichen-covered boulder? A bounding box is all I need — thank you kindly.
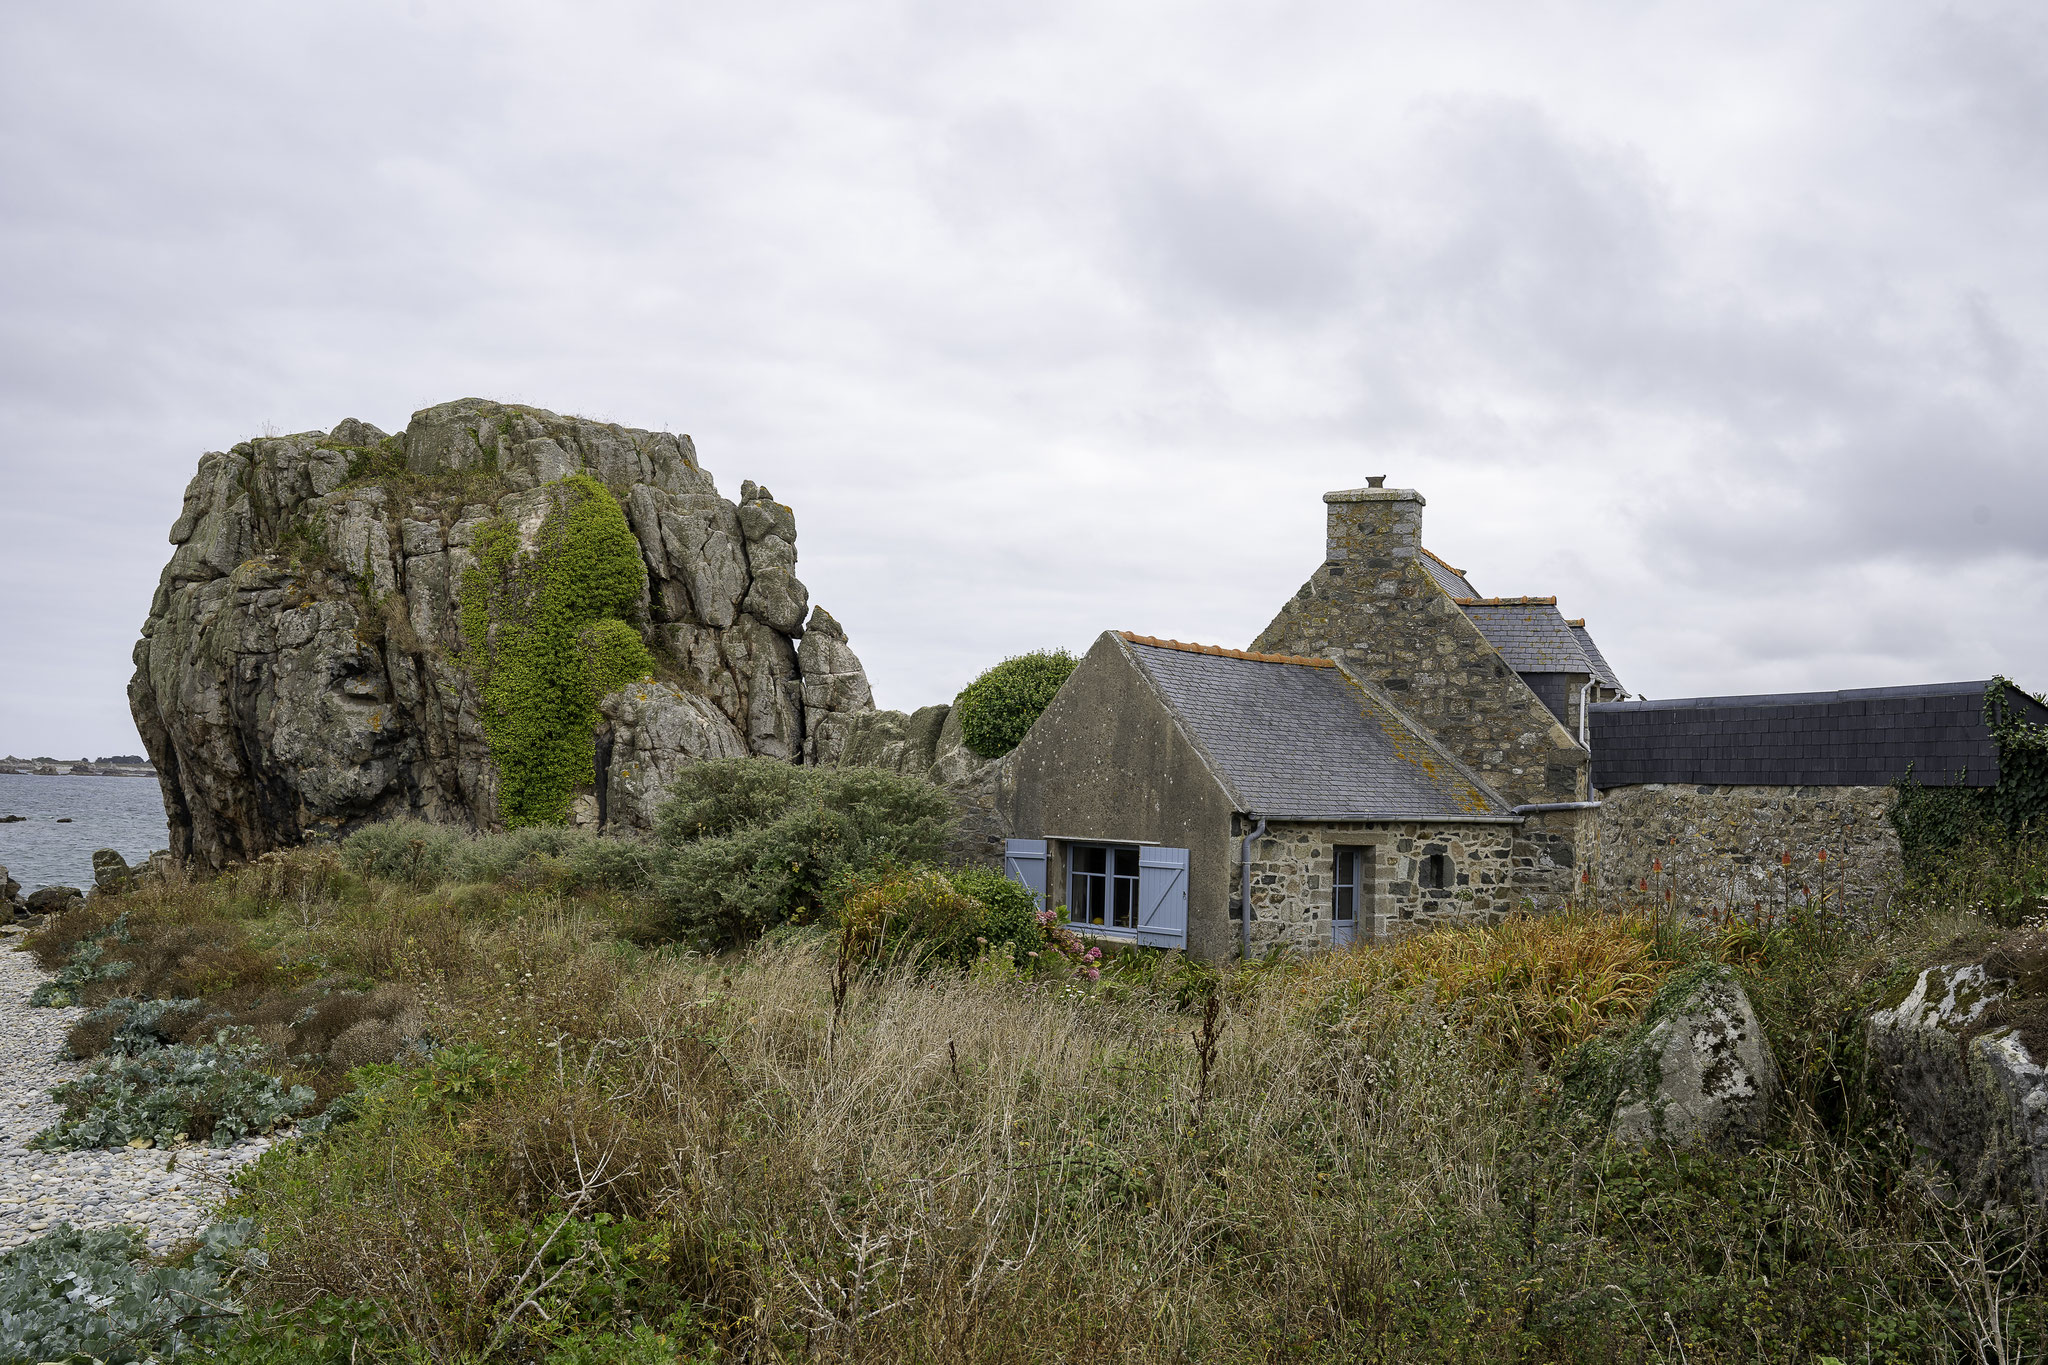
[1,865,21,915]
[599,681,750,831]
[1867,938,2048,1207]
[1611,969,1779,1150]
[131,400,876,866]
[90,849,134,894]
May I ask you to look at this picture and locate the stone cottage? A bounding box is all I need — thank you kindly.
[950,475,2042,958]
[1000,631,1526,957]
[995,480,1620,955]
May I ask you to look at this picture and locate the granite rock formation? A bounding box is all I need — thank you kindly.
[1610,970,1780,1150]
[131,398,876,869]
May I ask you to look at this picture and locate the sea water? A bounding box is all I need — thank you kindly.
[0,773,170,894]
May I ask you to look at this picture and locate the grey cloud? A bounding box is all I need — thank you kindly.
[4,1,2047,755]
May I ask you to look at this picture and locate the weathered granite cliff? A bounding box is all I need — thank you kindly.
[131,399,875,869]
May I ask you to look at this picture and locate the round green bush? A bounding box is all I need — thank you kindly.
[948,866,1045,959]
[954,649,1078,758]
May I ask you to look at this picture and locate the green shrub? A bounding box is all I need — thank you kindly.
[0,1220,262,1365]
[653,758,955,947]
[834,867,987,967]
[947,865,1045,958]
[32,1033,318,1150]
[338,818,467,886]
[953,649,1078,758]
[460,474,655,827]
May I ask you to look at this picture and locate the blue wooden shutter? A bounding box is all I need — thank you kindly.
[1136,846,1189,949]
[1003,838,1049,911]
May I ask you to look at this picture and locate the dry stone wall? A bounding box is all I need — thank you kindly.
[131,398,876,869]
[1596,783,1901,916]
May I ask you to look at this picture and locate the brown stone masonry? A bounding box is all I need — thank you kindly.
[1237,819,1522,951]
[1251,487,1590,819]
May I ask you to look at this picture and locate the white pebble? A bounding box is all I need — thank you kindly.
[0,927,279,1254]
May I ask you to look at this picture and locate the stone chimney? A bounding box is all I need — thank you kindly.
[1324,479,1424,577]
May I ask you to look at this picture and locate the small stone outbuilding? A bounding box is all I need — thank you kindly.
[999,631,1527,957]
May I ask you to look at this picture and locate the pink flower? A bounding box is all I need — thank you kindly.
[1086,967,1100,981]
[1087,946,1102,960]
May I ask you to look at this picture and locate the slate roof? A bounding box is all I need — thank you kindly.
[1569,623,1627,694]
[1590,681,2048,789]
[1119,634,1512,820]
[1421,548,1477,598]
[1456,599,1596,674]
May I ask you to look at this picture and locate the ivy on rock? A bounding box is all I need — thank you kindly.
[460,474,654,827]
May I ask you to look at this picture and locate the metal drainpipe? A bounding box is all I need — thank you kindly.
[1240,814,1267,962]
[1577,679,1594,750]
[1509,801,1603,814]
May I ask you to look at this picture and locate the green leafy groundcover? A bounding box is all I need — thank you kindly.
[953,648,1078,758]
[0,1220,261,1364]
[460,474,654,827]
[31,1033,317,1151]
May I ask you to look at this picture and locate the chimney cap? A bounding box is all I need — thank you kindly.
[1325,486,1424,505]
[1366,475,1386,488]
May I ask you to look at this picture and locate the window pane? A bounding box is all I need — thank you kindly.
[1077,846,1106,874]
[1113,847,1138,877]
[1113,874,1137,928]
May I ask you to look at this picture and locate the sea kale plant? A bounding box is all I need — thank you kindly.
[32,1032,317,1151]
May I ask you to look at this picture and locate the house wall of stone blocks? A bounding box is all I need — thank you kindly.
[1595,783,1902,917]
[1252,488,1591,813]
[1236,819,1522,951]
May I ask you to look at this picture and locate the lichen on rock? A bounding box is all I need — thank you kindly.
[130,399,877,866]
[1602,966,1780,1151]
[1867,934,2048,1208]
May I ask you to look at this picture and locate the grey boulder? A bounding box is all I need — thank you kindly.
[91,848,134,894]
[1867,943,2048,1207]
[24,885,84,915]
[1611,969,1780,1150]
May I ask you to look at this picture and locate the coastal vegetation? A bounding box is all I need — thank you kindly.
[954,649,1078,758]
[459,475,655,828]
[5,765,2046,1362]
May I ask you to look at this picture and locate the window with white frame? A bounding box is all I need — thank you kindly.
[1067,843,1140,930]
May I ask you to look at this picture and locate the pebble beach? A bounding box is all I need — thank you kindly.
[0,924,275,1254]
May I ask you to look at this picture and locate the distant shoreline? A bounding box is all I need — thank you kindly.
[0,766,157,779]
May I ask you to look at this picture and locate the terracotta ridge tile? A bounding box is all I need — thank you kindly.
[1119,632,1336,667]
[1420,546,1468,577]
[1451,596,1559,607]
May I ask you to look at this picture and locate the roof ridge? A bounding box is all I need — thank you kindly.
[1454,596,1558,607]
[1421,546,1468,577]
[1120,632,1335,668]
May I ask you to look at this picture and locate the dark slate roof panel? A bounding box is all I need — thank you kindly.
[1123,639,1508,820]
[1589,681,2048,788]
[1421,549,1477,598]
[1460,602,1595,673]
[1571,625,1626,694]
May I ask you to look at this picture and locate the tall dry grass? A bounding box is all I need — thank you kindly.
[1292,907,1670,1063]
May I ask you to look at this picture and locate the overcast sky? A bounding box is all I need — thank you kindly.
[3,2,2045,757]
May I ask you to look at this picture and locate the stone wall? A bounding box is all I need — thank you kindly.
[1251,487,1589,830]
[1596,784,1902,916]
[1236,819,1523,951]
